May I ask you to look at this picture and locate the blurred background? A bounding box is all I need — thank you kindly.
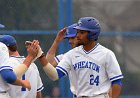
[0,0,140,98]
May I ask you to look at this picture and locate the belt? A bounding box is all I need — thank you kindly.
[73,93,108,98]
[74,94,77,97]
[0,91,7,93]
[74,94,87,97]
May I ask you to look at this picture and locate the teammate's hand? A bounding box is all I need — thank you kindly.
[21,80,31,91]
[27,40,39,59]
[37,45,44,58]
[25,41,43,57]
[55,28,66,42]
[32,45,44,62]
[25,41,32,48]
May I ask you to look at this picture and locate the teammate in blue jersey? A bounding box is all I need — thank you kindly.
[0,35,44,98]
[38,17,123,98]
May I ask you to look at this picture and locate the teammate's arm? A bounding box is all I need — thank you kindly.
[39,52,70,81]
[0,69,31,90]
[39,55,59,81]
[111,79,122,98]
[106,51,123,98]
[36,92,42,98]
[39,55,58,81]
[13,40,39,78]
[13,78,31,91]
[46,28,66,67]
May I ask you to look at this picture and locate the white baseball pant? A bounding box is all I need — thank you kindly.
[77,94,109,98]
[0,92,11,98]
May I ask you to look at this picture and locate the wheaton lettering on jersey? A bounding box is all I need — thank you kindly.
[73,61,100,73]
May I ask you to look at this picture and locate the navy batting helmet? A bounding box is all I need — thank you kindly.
[74,17,101,41]
[64,23,77,38]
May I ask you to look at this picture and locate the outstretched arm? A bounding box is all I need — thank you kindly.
[0,69,31,91]
[13,40,39,78]
[13,79,31,91]
[39,55,58,81]
[36,92,42,98]
[46,28,66,66]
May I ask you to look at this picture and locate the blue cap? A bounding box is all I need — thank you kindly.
[0,35,16,46]
[64,23,77,38]
[0,24,5,28]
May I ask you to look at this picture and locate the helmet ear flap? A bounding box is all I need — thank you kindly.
[88,32,98,41]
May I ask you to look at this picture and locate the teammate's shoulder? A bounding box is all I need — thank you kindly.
[0,42,8,51]
[10,56,25,61]
[66,45,82,54]
[98,44,114,54]
[0,42,6,46]
[72,45,82,51]
[56,54,64,57]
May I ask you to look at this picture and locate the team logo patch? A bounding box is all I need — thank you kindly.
[78,20,82,26]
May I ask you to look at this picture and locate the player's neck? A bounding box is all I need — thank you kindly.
[9,51,20,57]
[83,41,96,52]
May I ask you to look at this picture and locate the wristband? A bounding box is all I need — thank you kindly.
[39,53,45,59]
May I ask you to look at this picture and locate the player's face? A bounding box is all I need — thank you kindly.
[76,30,89,45]
[68,37,78,48]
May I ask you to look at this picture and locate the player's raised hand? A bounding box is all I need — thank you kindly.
[55,28,66,42]
[27,40,39,59]
[21,80,31,91]
[25,40,43,57]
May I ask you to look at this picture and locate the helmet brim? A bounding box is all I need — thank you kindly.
[74,26,100,33]
[64,34,76,39]
[73,26,90,31]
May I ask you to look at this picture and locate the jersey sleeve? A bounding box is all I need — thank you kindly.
[54,54,64,63]
[34,65,44,92]
[55,52,72,78]
[106,51,123,82]
[37,75,44,92]
[0,43,12,71]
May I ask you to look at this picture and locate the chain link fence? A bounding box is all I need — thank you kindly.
[0,31,140,98]
[0,0,140,98]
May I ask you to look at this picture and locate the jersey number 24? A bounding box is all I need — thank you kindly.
[90,74,99,86]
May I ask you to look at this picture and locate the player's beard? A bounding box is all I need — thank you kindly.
[77,39,89,46]
[76,43,83,46]
[77,40,83,46]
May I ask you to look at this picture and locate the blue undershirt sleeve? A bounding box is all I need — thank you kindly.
[0,69,17,84]
[56,69,65,79]
[112,79,122,86]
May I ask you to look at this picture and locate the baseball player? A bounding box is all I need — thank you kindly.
[0,27,39,97]
[0,41,39,96]
[46,24,78,97]
[0,42,31,98]
[0,35,44,98]
[38,17,123,98]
